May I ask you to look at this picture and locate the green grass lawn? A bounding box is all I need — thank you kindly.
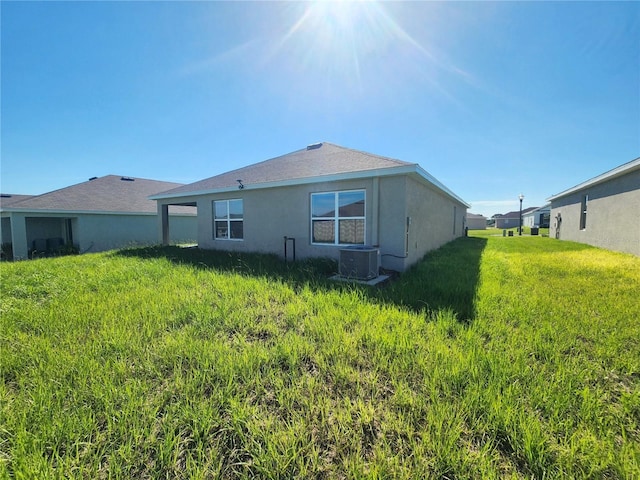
[1,236,639,478]
[470,227,550,238]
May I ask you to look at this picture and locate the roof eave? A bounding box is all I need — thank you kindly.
[547,157,640,202]
[151,164,470,207]
[1,208,169,216]
[413,165,470,208]
[150,166,413,200]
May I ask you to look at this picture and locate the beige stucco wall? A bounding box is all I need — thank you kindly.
[377,176,409,271]
[73,214,196,253]
[405,176,467,268]
[466,216,487,230]
[550,169,640,256]
[161,174,468,272]
[6,212,196,260]
[190,178,378,264]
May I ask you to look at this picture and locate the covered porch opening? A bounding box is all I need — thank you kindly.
[26,217,76,257]
[159,202,198,246]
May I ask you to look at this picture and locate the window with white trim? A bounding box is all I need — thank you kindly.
[213,199,243,240]
[311,190,365,245]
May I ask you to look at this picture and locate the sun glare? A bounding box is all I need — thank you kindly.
[260,0,462,103]
[188,1,471,107]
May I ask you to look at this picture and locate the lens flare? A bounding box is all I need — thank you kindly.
[184,1,473,108]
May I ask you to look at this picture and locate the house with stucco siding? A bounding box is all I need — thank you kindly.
[1,175,197,260]
[151,142,469,273]
[547,157,639,256]
[466,213,487,230]
[494,208,537,229]
[522,204,550,228]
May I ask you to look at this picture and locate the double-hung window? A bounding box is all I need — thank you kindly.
[214,199,243,240]
[311,190,365,245]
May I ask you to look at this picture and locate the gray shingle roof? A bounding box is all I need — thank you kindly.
[154,142,415,198]
[0,194,34,208]
[496,207,538,219]
[522,204,550,216]
[2,175,193,214]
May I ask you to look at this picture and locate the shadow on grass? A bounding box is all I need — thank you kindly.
[114,236,487,322]
[371,237,487,322]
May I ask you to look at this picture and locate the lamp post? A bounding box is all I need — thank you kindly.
[519,193,524,236]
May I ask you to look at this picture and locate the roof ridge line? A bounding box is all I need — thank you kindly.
[322,142,416,166]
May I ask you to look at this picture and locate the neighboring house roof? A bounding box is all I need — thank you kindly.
[547,157,640,202]
[522,204,550,217]
[0,194,34,207]
[466,213,486,219]
[496,207,537,219]
[151,142,470,207]
[1,175,195,215]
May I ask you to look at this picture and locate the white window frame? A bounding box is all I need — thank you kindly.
[310,189,366,246]
[213,199,244,241]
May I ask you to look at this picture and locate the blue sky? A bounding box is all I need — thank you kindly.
[2,1,638,217]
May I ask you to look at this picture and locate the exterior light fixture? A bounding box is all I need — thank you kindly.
[519,193,524,236]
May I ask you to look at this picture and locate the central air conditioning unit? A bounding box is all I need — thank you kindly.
[339,246,379,280]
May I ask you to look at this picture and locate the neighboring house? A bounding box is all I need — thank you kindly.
[1,175,197,260]
[494,208,537,229]
[522,204,550,228]
[151,142,469,273]
[548,158,640,256]
[466,213,487,230]
[1,194,34,257]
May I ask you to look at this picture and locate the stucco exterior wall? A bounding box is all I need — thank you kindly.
[523,209,550,228]
[73,214,153,253]
[405,176,467,268]
[168,215,198,244]
[377,176,409,272]
[549,169,640,256]
[166,175,467,272]
[466,216,487,230]
[495,217,519,229]
[523,215,535,228]
[191,178,378,265]
[6,212,196,260]
[74,214,196,253]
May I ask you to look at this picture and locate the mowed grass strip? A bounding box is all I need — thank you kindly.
[1,237,638,478]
